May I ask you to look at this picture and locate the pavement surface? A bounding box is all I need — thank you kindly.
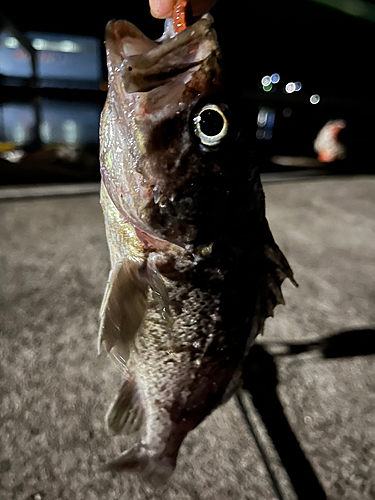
[0,176,374,500]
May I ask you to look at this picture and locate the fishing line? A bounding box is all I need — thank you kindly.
[235,391,285,500]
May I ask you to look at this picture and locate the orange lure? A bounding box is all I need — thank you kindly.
[173,0,191,33]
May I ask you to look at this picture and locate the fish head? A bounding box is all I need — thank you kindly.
[100,15,239,249]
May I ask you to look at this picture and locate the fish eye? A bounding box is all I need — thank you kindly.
[193,104,229,147]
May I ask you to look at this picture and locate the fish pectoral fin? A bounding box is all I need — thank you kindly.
[106,378,144,435]
[98,260,149,364]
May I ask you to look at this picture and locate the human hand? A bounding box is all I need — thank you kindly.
[150,0,217,18]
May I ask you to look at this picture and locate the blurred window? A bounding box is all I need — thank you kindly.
[0,31,33,78]
[0,31,102,89]
[0,100,101,146]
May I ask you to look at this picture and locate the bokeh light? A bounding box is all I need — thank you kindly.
[285,82,296,93]
[310,94,321,104]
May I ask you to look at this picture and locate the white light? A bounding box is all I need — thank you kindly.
[4,35,80,53]
[32,38,47,50]
[40,122,51,143]
[13,123,26,144]
[294,81,302,91]
[4,36,19,49]
[59,40,80,53]
[257,107,268,126]
[31,38,81,53]
[271,73,280,84]
[261,75,271,86]
[1,150,25,163]
[285,82,296,93]
[310,94,320,104]
[62,120,79,144]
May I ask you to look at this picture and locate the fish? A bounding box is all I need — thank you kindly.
[98,10,297,485]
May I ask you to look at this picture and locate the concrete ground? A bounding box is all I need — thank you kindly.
[0,176,374,500]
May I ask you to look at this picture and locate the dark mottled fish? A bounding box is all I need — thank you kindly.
[98,11,296,484]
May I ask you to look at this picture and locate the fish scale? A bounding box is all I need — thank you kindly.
[135,284,226,432]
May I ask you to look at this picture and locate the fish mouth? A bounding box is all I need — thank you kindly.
[101,14,222,250]
[105,14,219,93]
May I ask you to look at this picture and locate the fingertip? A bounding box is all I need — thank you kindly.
[149,0,174,18]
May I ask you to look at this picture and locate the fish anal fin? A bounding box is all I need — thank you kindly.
[106,378,144,435]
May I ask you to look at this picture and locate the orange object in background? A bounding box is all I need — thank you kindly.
[314,120,347,163]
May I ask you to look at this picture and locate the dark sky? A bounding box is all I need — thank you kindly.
[2,1,371,39]
[1,1,373,98]
[2,3,164,39]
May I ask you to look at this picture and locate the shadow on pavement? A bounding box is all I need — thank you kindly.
[240,328,375,500]
[267,329,375,359]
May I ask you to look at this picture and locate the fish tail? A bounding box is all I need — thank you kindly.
[101,444,175,486]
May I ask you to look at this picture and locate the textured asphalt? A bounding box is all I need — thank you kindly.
[0,176,374,500]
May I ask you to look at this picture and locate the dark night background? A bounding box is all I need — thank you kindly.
[1,0,374,184]
[1,4,374,500]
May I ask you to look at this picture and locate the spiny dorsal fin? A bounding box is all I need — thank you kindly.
[254,221,298,339]
[264,240,298,289]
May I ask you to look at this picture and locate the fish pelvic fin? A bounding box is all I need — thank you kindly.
[106,378,144,436]
[98,260,150,368]
[101,444,175,487]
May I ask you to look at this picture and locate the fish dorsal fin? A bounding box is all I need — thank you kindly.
[98,260,149,367]
[262,221,297,318]
[106,378,144,435]
[248,222,297,348]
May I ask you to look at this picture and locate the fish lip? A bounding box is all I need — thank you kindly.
[106,13,214,57]
[105,14,219,93]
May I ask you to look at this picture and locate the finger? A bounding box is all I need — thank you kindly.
[150,0,175,18]
[150,0,217,19]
